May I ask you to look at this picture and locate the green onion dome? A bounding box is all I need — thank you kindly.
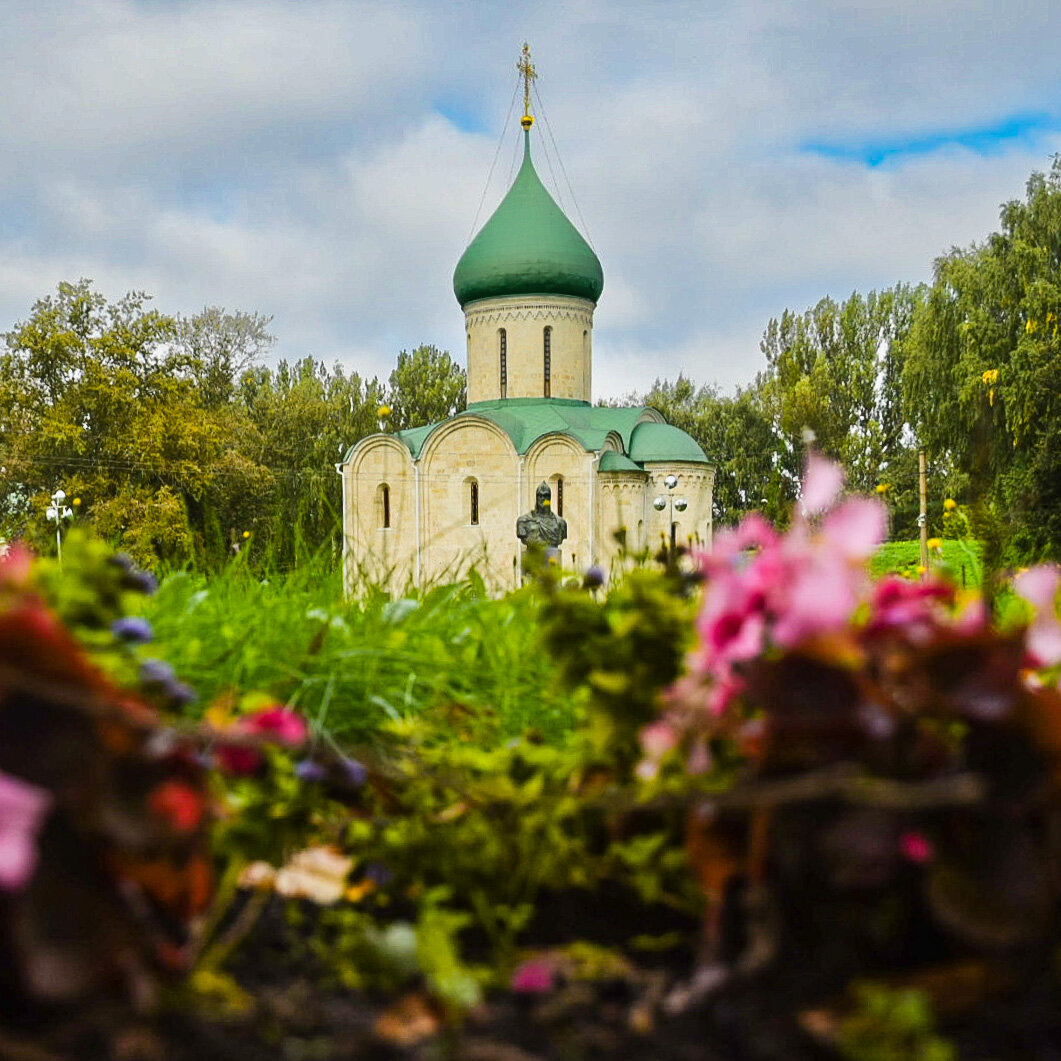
[453,129,604,307]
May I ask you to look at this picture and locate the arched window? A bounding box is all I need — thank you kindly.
[499,329,507,399]
[377,483,391,529]
[555,474,564,517]
[543,326,552,397]
[464,477,480,526]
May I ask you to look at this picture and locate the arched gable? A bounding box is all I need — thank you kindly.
[418,415,521,593]
[637,406,668,427]
[417,414,519,469]
[341,434,416,595]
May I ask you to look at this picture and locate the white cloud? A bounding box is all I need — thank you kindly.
[1,0,1060,404]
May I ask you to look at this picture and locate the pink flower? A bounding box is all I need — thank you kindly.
[215,707,308,776]
[800,451,845,514]
[821,497,889,561]
[0,769,52,891]
[1014,565,1060,613]
[1014,566,1061,667]
[0,544,33,590]
[640,720,680,760]
[242,707,308,745]
[511,959,555,994]
[899,831,933,864]
[866,576,955,641]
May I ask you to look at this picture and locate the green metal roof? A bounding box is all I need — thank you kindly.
[599,451,645,473]
[453,129,604,307]
[628,421,709,463]
[382,399,709,468]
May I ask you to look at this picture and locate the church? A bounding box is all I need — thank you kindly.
[339,52,714,595]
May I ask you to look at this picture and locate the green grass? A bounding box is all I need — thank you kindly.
[140,554,579,748]
[138,539,986,752]
[870,539,983,587]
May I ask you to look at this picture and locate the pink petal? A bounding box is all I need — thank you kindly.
[244,707,308,745]
[640,720,679,759]
[1015,565,1061,613]
[685,739,713,775]
[0,544,33,589]
[953,598,987,635]
[821,498,888,560]
[0,770,52,891]
[511,959,554,994]
[800,452,844,514]
[899,831,933,864]
[733,513,780,552]
[1027,619,1061,668]
[772,560,857,647]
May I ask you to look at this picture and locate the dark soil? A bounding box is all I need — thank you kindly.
[6,886,1061,1061]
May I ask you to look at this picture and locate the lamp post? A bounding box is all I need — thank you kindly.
[653,473,688,555]
[46,488,74,565]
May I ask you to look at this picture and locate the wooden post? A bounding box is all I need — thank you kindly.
[919,449,929,573]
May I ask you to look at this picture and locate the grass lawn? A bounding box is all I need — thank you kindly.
[871,538,983,587]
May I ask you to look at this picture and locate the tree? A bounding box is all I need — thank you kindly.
[239,358,384,568]
[904,158,1061,560]
[174,306,274,408]
[385,345,466,430]
[0,281,269,567]
[757,286,924,499]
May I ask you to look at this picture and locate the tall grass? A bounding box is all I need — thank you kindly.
[142,552,579,747]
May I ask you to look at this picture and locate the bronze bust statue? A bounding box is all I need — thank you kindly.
[517,481,568,549]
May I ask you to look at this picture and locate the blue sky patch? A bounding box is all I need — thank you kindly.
[435,98,490,135]
[803,112,1058,167]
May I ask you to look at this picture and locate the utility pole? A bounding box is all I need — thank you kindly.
[918,450,929,573]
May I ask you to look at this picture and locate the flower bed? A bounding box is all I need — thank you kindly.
[3,459,1061,1059]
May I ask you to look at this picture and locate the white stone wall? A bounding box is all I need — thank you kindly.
[464,294,595,403]
[342,436,418,596]
[597,472,651,571]
[642,463,716,555]
[341,427,716,597]
[418,417,522,593]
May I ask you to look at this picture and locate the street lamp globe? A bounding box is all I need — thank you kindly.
[652,496,667,512]
[675,497,689,512]
[664,474,678,490]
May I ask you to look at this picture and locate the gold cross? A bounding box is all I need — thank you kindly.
[517,42,537,128]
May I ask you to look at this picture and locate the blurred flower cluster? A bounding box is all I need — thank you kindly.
[646,453,1060,775]
[640,454,1061,1003]
[0,545,213,1007]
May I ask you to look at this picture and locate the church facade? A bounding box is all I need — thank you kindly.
[339,89,714,595]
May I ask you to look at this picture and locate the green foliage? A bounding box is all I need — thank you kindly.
[837,984,955,1061]
[385,344,466,430]
[904,158,1061,561]
[869,538,982,587]
[536,559,697,765]
[627,286,923,534]
[0,281,461,572]
[758,285,925,502]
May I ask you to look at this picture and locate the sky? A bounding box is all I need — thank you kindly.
[1,0,1059,400]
